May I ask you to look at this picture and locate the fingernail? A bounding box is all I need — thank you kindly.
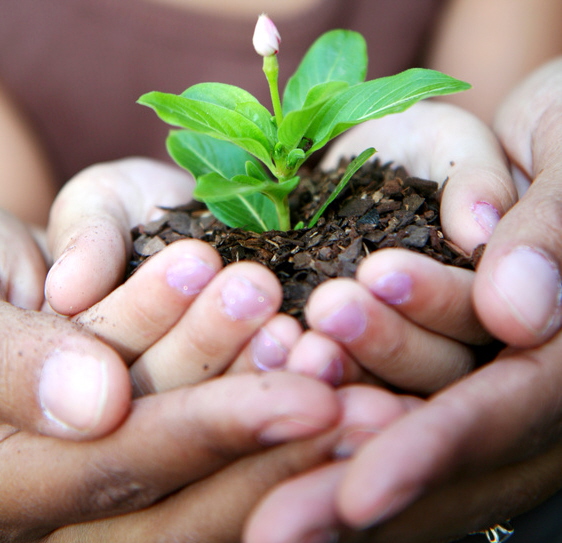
[492,246,562,335]
[221,277,273,320]
[252,328,287,371]
[471,201,500,237]
[53,244,77,267]
[40,350,107,432]
[318,301,367,343]
[318,357,344,386]
[333,428,379,459]
[369,272,413,305]
[300,528,340,543]
[166,255,216,295]
[258,418,325,445]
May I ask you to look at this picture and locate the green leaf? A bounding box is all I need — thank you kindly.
[182,83,276,143]
[308,147,376,228]
[207,195,279,232]
[245,160,270,181]
[166,131,261,179]
[277,81,349,151]
[283,30,367,114]
[262,176,300,199]
[307,69,472,153]
[139,84,275,167]
[193,172,269,202]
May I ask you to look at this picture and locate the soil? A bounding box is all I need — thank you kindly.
[129,158,484,327]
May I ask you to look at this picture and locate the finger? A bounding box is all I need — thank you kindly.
[0,373,339,540]
[0,302,130,440]
[356,249,490,345]
[306,278,476,393]
[229,316,372,387]
[226,313,303,374]
[322,101,517,254]
[366,440,562,543]
[0,210,47,310]
[246,462,347,543]
[73,239,222,364]
[336,331,562,529]
[285,331,373,386]
[46,158,193,315]
[244,386,420,543]
[130,261,284,394]
[474,59,562,347]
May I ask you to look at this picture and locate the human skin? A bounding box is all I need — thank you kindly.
[0,102,508,541]
[243,59,562,543]
[32,102,510,542]
[4,59,560,540]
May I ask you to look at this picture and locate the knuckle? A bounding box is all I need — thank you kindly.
[75,462,159,517]
[183,321,232,364]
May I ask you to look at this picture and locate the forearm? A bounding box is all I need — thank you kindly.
[0,82,57,226]
[426,0,562,124]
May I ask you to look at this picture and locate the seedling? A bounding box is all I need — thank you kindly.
[139,14,470,233]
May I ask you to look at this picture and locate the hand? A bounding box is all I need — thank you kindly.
[474,56,562,347]
[0,156,325,542]
[292,101,515,393]
[45,156,305,392]
[245,337,562,542]
[1,372,340,542]
[321,100,518,255]
[45,157,195,315]
[244,70,562,542]
[0,209,130,440]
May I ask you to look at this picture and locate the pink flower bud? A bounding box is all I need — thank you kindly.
[253,14,281,57]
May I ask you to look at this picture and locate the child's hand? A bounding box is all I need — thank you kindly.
[44,157,304,394]
[299,249,490,394]
[73,238,301,395]
[283,101,516,393]
[45,157,195,316]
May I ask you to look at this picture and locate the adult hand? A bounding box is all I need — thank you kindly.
[244,73,562,542]
[1,372,340,542]
[474,57,562,347]
[0,210,130,440]
[245,330,562,543]
[0,156,343,543]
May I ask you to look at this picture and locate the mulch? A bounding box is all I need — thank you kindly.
[129,158,484,325]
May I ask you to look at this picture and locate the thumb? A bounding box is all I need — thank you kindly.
[46,158,193,315]
[0,302,130,439]
[474,59,562,347]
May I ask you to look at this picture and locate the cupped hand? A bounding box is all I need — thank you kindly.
[302,248,492,394]
[321,100,518,255]
[296,102,516,393]
[1,372,340,542]
[72,236,302,395]
[45,157,194,315]
[474,57,562,347]
[244,330,562,543]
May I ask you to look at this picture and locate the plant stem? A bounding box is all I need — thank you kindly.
[263,55,283,127]
[273,195,291,231]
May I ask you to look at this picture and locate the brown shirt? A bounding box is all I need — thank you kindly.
[0,0,443,186]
